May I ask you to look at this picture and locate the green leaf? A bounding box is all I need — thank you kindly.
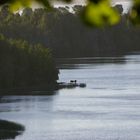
[9,0,31,11]
[130,0,140,25]
[82,1,120,27]
[36,0,51,8]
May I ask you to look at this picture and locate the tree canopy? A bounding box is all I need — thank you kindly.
[0,33,58,90]
[0,5,139,58]
[1,0,140,26]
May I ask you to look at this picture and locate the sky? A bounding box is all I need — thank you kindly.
[32,0,132,13]
[53,0,132,13]
[53,0,131,5]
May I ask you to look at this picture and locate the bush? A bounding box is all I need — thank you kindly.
[0,35,58,89]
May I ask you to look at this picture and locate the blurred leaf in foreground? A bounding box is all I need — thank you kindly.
[0,0,51,11]
[130,0,140,25]
[9,0,31,11]
[82,0,120,27]
[0,0,73,11]
[0,0,120,27]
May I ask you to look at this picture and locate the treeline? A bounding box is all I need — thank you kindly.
[0,34,58,90]
[0,5,140,58]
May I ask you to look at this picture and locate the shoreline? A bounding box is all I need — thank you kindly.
[0,120,25,140]
[0,81,86,95]
[0,83,61,95]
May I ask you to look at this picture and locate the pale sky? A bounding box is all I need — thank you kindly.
[53,0,132,13]
[53,0,131,5]
[32,0,132,13]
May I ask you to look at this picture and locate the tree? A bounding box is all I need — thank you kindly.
[0,34,58,90]
[1,0,140,26]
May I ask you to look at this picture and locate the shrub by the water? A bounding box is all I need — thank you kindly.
[0,120,25,140]
[0,34,58,90]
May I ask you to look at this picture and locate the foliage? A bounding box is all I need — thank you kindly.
[130,0,140,26]
[0,6,140,59]
[0,120,24,140]
[0,0,139,26]
[82,1,120,27]
[0,5,140,89]
[1,0,129,27]
[0,34,58,89]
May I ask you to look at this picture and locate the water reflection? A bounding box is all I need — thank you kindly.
[0,55,140,140]
[56,57,126,69]
[0,89,58,96]
[0,95,57,113]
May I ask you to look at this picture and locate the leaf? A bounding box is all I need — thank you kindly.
[9,0,31,11]
[82,1,120,27]
[36,0,51,8]
[0,0,49,11]
[130,0,140,25]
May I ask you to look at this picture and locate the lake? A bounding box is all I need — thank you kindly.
[0,55,140,140]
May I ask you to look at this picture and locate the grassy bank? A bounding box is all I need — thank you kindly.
[0,120,25,140]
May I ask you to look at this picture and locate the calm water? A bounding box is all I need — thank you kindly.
[0,55,140,140]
